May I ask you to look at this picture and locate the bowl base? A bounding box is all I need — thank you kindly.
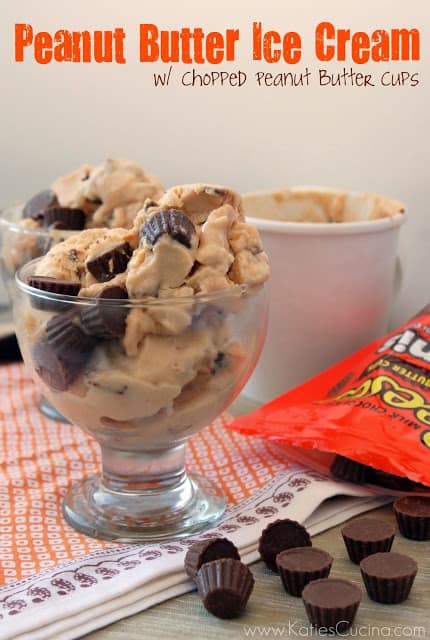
[39,395,70,423]
[62,473,226,542]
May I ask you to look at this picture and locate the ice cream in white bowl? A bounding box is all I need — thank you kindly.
[242,186,406,403]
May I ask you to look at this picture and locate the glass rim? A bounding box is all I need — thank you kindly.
[15,257,254,307]
[0,203,79,239]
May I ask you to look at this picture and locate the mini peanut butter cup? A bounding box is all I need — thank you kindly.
[258,519,312,572]
[302,578,361,632]
[86,242,133,282]
[394,496,430,540]
[369,469,415,492]
[33,311,98,390]
[196,558,254,619]
[45,311,97,360]
[184,536,240,579]
[360,552,417,604]
[330,455,371,484]
[341,518,395,564]
[80,286,129,338]
[23,189,58,222]
[28,276,80,297]
[276,547,333,597]
[141,209,195,248]
[27,277,81,312]
[33,340,79,392]
[43,206,86,230]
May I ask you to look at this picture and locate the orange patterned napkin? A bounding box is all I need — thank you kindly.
[0,363,387,639]
[0,363,291,583]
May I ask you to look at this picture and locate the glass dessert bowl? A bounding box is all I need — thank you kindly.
[0,204,78,420]
[14,258,268,542]
[0,203,63,300]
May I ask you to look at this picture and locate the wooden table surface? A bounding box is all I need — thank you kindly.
[82,505,429,639]
[81,395,430,639]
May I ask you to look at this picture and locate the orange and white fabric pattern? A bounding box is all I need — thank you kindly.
[0,363,386,640]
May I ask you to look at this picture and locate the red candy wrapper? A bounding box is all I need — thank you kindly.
[229,306,430,492]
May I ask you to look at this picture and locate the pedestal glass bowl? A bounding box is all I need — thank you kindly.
[14,258,268,542]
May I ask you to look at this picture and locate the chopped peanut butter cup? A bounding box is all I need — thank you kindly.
[33,311,98,391]
[33,340,79,392]
[28,276,80,297]
[141,209,195,248]
[43,206,86,230]
[23,189,58,221]
[27,276,81,311]
[45,311,98,361]
[86,242,132,282]
[80,286,129,338]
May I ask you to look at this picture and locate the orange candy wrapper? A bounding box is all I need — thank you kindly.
[229,306,430,493]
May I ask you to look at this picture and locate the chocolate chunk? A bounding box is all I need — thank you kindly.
[330,455,371,484]
[302,578,361,632]
[27,277,81,312]
[33,311,98,390]
[394,496,430,540]
[23,189,58,222]
[360,552,417,604]
[341,518,395,564]
[43,207,86,230]
[86,242,133,283]
[80,286,129,338]
[196,558,254,619]
[184,537,240,579]
[276,547,333,597]
[258,518,312,572]
[141,209,195,249]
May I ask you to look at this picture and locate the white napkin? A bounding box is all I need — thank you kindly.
[0,467,389,640]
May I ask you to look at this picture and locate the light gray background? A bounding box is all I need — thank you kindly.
[1,0,429,326]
